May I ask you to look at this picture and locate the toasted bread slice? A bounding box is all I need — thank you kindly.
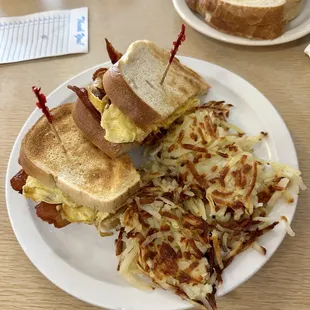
[19,103,140,213]
[72,98,138,158]
[284,0,303,21]
[103,40,210,131]
[206,12,284,39]
[210,0,286,26]
[188,0,286,40]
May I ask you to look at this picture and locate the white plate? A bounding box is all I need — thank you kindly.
[6,57,299,310]
[173,0,310,46]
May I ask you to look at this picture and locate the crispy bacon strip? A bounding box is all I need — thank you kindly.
[105,38,123,64]
[67,85,101,122]
[10,169,28,192]
[35,202,70,228]
[92,67,108,81]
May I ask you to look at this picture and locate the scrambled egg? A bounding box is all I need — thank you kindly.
[23,176,108,226]
[86,81,200,144]
[61,204,96,224]
[23,176,64,204]
[99,97,199,143]
[160,97,199,129]
[101,104,146,143]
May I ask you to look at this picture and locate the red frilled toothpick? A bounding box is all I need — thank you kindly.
[160,24,186,85]
[32,86,67,154]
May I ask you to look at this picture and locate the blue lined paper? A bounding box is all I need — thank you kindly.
[0,7,88,64]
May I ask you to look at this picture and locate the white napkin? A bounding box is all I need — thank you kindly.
[304,44,310,57]
[0,7,88,64]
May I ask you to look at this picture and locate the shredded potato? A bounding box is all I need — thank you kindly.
[116,101,305,310]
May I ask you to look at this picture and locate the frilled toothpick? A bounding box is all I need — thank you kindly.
[32,86,67,155]
[160,24,186,85]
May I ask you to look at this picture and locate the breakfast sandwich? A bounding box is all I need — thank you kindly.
[10,103,140,234]
[69,39,210,158]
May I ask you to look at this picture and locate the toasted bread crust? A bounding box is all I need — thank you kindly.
[186,0,218,15]
[188,0,287,40]
[212,2,285,26]
[19,103,140,213]
[207,17,284,39]
[103,66,162,131]
[284,0,303,21]
[72,98,138,158]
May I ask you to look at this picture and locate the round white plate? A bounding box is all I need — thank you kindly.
[173,0,310,46]
[6,57,299,310]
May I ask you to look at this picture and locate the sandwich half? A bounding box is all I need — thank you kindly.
[11,103,140,233]
[187,0,288,40]
[70,40,210,158]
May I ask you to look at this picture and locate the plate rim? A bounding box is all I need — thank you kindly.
[5,56,299,310]
[172,0,310,46]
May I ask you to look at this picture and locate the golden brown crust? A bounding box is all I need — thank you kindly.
[186,0,218,15]
[103,66,162,131]
[19,103,141,213]
[284,0,303,21]
[187,0,286,40]
[207,16,284,40]
[72,98,139,158]
[212,2,285,26]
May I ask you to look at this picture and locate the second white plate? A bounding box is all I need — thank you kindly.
[173,0,310,46]
[6,56,299,310]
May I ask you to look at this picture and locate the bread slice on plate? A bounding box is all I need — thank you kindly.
[206,13,284,40]
[188,0,289,39]
[210,0,286,25]
[284,0,303,21]
[19,103,140,214]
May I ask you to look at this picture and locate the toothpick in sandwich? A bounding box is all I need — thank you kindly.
[160,24,186,85]
[32,86,68,155]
